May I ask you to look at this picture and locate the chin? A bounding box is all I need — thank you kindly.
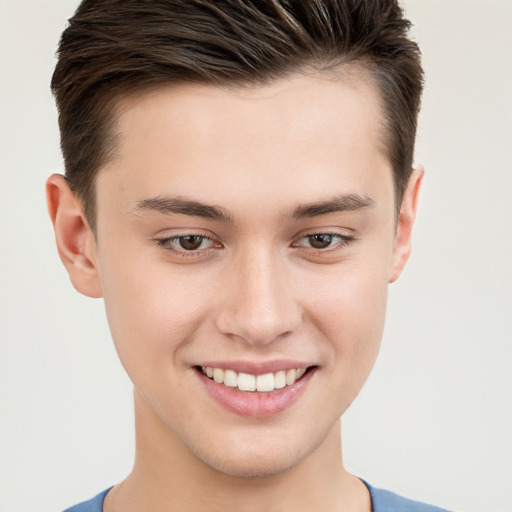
[196,448,304,478]
[187,428,326,479]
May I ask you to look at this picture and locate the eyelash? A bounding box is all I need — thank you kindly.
[154,234,218,258]
[293,232,356,252]
[154,231,356,258]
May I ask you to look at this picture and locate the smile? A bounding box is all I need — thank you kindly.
[201,366,307,392]
[195,364,316,417]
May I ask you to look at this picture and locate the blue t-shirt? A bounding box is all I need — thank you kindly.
[63,481,454,511]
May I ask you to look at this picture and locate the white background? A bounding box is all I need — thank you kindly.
[1,1,511,511]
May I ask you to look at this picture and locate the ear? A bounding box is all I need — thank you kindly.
[46,174,102,298]
[389,165,424,283]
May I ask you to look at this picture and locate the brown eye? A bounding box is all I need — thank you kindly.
[307,234,333,249]
[178,235,204,250]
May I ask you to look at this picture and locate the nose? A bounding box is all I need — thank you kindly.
[214,247,302,346]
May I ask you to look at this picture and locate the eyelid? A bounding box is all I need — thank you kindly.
[292,230,357,251]
[155,234,214,248]
[153,231,222,258]
[152,228,356,260]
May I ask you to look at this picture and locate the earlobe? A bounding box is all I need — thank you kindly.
[389,165,424,283]
[46,174,103,298]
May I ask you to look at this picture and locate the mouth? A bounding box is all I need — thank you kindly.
[193,364,317,417]
[198,366,309,392]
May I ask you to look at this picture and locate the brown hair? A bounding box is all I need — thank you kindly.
[51,0,423,230]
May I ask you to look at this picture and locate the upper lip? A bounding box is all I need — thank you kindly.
[196,359,316,375]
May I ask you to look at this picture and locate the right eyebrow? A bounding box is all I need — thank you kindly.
[133,195,233,222]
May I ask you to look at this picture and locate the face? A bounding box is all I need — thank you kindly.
[50,70,420,478]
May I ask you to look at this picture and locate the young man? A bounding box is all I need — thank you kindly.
[47,1,451,510]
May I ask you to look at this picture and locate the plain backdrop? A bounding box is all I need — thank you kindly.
[1,1,511,511]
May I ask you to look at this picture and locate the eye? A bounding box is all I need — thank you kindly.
[306,233,336,249]
[175,235,208,251]
[294,232,355,251]
[155,234,218,255]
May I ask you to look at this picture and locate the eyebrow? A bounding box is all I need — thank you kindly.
[289,194,375,219]
[133,193,375,222]
[134,196,233,222]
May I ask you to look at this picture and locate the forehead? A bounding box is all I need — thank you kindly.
[98,70,392,217]
[114,69,386,154]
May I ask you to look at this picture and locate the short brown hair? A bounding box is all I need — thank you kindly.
[51,0,423,230]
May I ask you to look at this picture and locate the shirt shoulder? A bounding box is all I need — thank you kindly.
[62,488,112,512]
[364,481,455,512]
[62,483,455,512]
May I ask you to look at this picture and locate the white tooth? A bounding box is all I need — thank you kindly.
[206,367,214,378]
[274,370,286,389]
[201,366,206,373]
[296,368,305,379]
[286,369,296,386]
[256,373,275,392]
[224,369,238,387]
[213,368,224,383]
[238,372,256,391]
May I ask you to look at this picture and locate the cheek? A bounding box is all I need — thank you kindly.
[98,252,214,380]
[308,255,389,339]
[305,257,389,386]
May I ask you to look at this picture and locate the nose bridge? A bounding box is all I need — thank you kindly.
[215,243,301,345]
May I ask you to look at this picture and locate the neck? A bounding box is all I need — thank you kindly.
[104,390,370,512]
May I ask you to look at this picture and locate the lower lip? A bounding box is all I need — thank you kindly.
[196,368,316,418]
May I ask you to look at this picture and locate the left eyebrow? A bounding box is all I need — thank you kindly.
[287,194,376,219]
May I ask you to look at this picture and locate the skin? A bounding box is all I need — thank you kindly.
[47,69,423,512]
